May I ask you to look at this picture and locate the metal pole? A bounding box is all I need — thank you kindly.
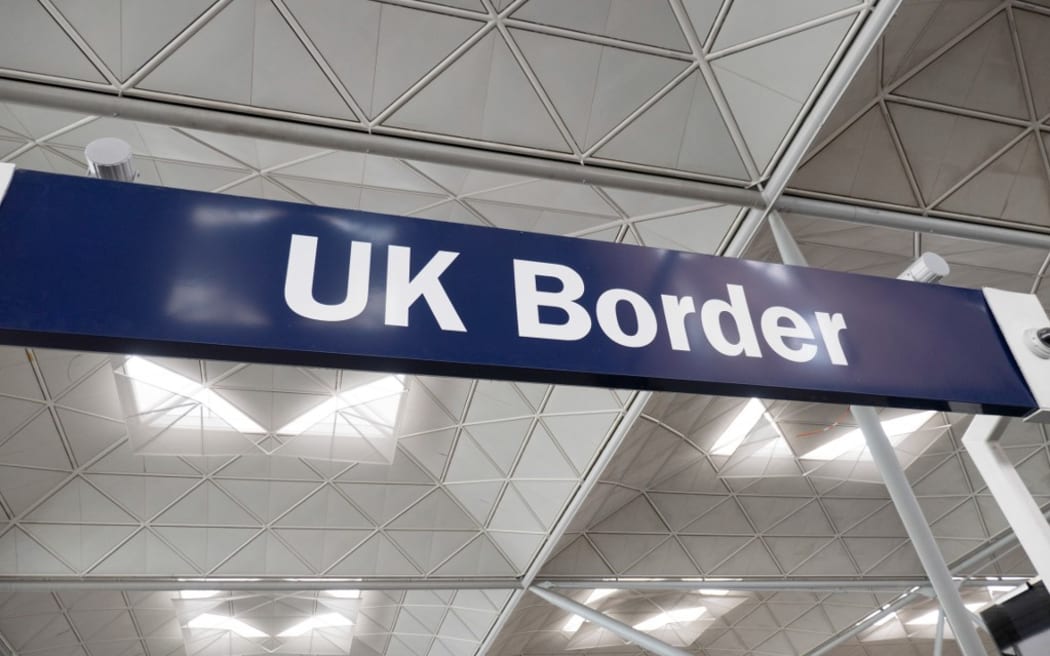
[806,590,922,656]
[725,0,904,256]
[962,415,1050,583]
[934,610,945,656]
[775,194,1050,250]
[0,79,762,209]
[0,577,520,592]
[528,585,693,656]
[768,214,987,656]
[851,407,988,656]
[537,579,999,593]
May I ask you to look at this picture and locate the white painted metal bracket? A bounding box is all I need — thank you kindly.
[963,289,1050,585]
[983,288,1050,422]
[0,163,14,210]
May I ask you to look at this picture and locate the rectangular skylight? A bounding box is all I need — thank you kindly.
[633,607,706,631]
[803,411,936,461]
[278,612,352,637]
[277,375,404,437]
[907,603,985,625]
[325,590,361,598]
[187,613,267,638]
[178,590,221,599]
[562,589,616,632]
[709,398,766,455]
[124,356,265,434]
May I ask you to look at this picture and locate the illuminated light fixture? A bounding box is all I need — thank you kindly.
[698,589,730,596]
[803,411,937,461]
[187,614,267,638]
[124,357,265,434]
[562,589,617,632]
[709,398,767,456]
[277,375,404,437]
[633,607,706,631]
[178,590,221,599]
[871,613,895,628]
[325,590,361,599]
[908,603,985,626]
[278,612,352,637]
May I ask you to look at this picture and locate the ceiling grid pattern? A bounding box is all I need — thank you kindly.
[0,0,868,183]
[3,1,1050,655]
[793,0,1050,233]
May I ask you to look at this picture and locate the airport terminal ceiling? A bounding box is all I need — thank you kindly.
[0,1,1049,655]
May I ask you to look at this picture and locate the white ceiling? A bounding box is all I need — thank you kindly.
[2,1,1050,656]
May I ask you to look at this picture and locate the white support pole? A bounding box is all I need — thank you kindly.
[528,586,693,656]
[768,213,988,656]
[934,609,946,656]
[851,407,989,656]
[962,415,1050,583]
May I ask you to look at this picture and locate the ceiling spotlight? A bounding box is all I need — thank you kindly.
[85,137,138,182]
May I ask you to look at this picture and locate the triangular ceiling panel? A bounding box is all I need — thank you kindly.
[444,481,502,526]
[714,0,860,50]
[792,108,918,205]
[511,0,689,50]
[882,0,999,83]
[888,102,1023,205]
[511,28,690,150]
[713,16,855,170]
[273,527,372,572]
[710,538,781,575]
[940,134,1050,227]
[1017,8,1050,119]
[538,536,612,576]
[386,489,477,531]
[896,13,1028,120]
[138,1,254,104]
[138,2,353,119]
[301,2,481,117]
[324,533,422,576]
[27,524,139,573]
[386,32,570,152]
[0,1,105,82]
[0,466,71,516]
[623,536,700,576]
[635,205,740,253]
[463,419,531,477]
[0,528,77,575]
[588,532,667,573]
[432,535,516,576]
[0,409,66,470]
[596,71,747,179]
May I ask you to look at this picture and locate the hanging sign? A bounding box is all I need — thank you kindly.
[0,167,1040,416]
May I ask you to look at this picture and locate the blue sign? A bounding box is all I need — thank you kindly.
[0,169,1037,415]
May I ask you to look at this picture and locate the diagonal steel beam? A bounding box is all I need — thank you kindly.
[725,0,905,257]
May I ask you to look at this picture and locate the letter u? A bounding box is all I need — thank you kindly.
[284,234,371,321]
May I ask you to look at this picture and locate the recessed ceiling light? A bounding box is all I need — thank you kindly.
[709,398,767,456]
[178,590,221,599]
[187,613,267,638]
[124,356,265,434]
[803,411,936,461]
[633,607,706,631]
[562,589,617,632]
[278,612,353,637]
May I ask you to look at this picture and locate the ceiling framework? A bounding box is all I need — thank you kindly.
[3,1,1050,656]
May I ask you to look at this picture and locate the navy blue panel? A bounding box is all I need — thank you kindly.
[0,170,1036,415]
